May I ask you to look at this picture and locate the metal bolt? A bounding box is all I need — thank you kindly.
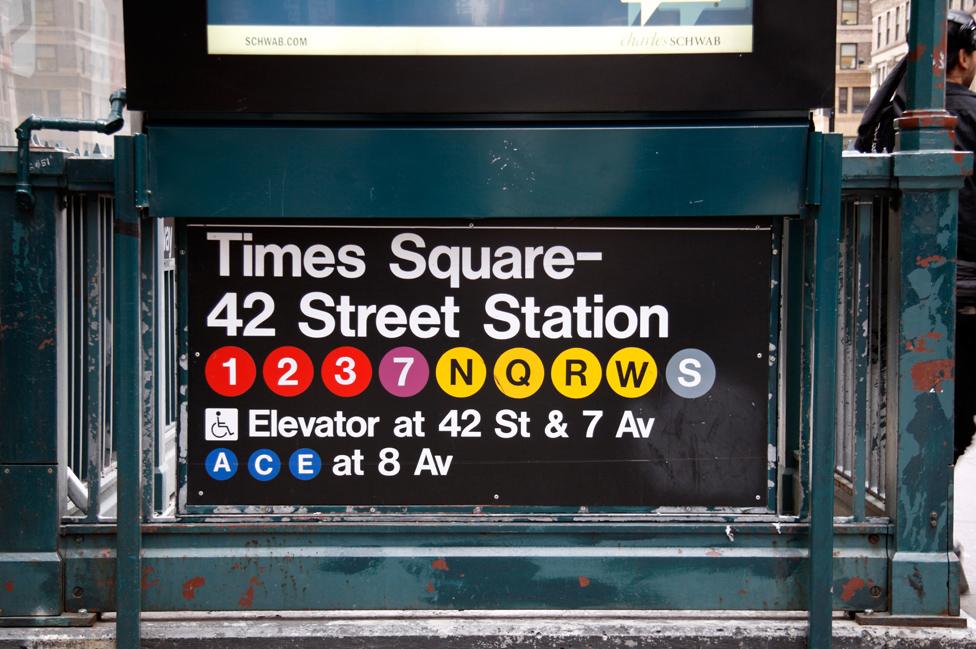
[870,585,883,598]
[755,495,762,501]
[493,494,500,500]
[194,352,200,358]
[930,512,939,528]
[369,507,376,513]
[47,468,54,474]
[179,249,185,255]
[72,587,84,598]
[197,491,204,496]
[579,506,589,514]
[756,353,763,359]
[3,468,9,474]
[868,534,880,545]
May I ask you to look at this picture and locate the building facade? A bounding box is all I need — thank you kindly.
[869,0,976,98]
[835,0,875,144]
[0,0,126,153]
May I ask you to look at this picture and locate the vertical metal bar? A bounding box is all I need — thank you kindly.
[113,135,142,647]
[852,198,874,521]
[84,194,104,521]
[799,210,817,518]
[140,175,157,521]
[768,219,783,511]
[874,201,889,502]
[105,196,115,472]
[808,133,842,649]
[782,218,806,513]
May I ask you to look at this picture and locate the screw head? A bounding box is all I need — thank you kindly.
[72,587,84,598]
[870,585,883,598]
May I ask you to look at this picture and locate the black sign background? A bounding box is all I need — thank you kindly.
[123,3,833,115]
[185,220,772,508]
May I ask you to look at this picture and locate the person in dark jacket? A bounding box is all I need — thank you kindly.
[946,11,976,463]
[857,11,976,461]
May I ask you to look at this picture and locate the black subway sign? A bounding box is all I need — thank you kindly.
[185,220,772,509]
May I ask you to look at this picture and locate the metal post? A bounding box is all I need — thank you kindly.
[0,153,65,619]
[113,136,143,647]
[808,133,842,649]
[889,0,968,617]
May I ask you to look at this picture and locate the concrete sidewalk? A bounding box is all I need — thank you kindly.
[958,445,976,617]
[1,610,975,649]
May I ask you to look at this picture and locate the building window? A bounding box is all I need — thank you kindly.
[36,45,57,72]
[852,87,871,113]
[886,11,892,45]
[35,0,55,26]
[17,90,44,119]
[840,43,858,69]
[895,6,901,40]
[905,2,910,41]
[841,0,858,25]
[47,90,61,116]
[877,16,883,47]
[838,87,849,114]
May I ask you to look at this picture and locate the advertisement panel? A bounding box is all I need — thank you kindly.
[123,2,833,113]
[184,221,773,509]
[207,0,754,56]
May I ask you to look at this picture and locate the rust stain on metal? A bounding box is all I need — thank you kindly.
[239,576,262,608]
[906,337,936,353]
[37,337,54,350]
[706,550,722,557]
[431,558,450,572]
[899,115,956,130]
[181,576,206,601]
[840,577,867,602]
[3,581,13,593]
[141,566,159,591]
[907,44,926,62]
[426,581,435,593]
[737,588,748,596]
[916,255,946,268]
[578,576,591,588]
[911,359,955,392]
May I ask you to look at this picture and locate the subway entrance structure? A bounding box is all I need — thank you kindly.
[0,1,968,648]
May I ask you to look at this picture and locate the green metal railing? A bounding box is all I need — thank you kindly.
[834,162,896,520]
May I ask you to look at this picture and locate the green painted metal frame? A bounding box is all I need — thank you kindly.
[886,0,967,618]
[2,3,970,634]
[0,152,66,618]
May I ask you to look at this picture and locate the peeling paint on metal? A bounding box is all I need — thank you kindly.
[840,577,866,602]
[578,576,591,588]
[239,576,262,608]
[915,255,946,268]
[181,577,206,601]
[432,559,450,572]
[910,359,954,392]
[141,566,159,591]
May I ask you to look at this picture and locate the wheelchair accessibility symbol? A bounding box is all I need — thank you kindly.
[205,408,239,442]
